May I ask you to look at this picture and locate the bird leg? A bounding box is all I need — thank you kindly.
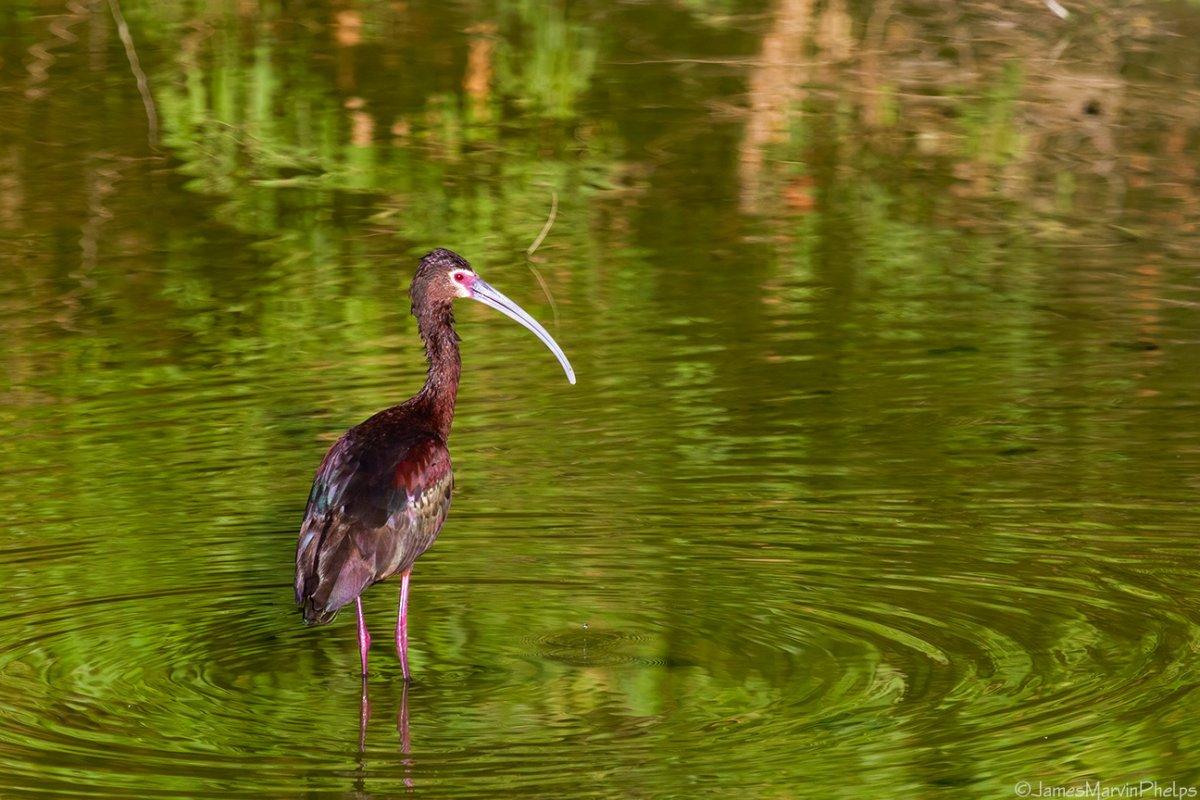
[356,596,371,677]
[396,570,412,682]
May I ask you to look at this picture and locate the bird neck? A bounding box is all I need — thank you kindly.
[415,304,461,438]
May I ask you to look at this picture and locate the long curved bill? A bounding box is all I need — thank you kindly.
[470,278,576,385]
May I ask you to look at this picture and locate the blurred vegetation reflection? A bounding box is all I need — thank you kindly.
[1,0,1199,797]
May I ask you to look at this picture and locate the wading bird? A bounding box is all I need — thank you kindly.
[295,249,574,679]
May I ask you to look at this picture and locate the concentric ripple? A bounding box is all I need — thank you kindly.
[5,1,1200,794]
[4,451,1200,797]
[4,329,1200,797]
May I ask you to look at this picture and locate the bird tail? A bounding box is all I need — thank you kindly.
[296,521,374,625]
[301,597,338,626]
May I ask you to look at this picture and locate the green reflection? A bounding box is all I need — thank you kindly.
[1,0,1200,797]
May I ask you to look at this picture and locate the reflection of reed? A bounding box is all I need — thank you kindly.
[57,155,123,333]
[336,9,362,91]
[80,156,121,274]
[739,0,812,213]
[738,0,1196,227]
[24,0,93,100]
[858,0,893,128]
[0,149,23,232]
[346,97,375,147]
[465,22,497,122]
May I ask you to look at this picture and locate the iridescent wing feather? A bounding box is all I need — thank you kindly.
[295,422,453,624]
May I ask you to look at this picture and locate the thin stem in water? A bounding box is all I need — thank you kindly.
[107,0,159,150]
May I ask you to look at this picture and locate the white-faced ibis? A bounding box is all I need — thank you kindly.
[295,248,574,679]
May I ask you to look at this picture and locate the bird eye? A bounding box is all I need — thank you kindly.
[453,272,465,283]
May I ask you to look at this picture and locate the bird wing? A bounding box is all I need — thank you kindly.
[295,430,453,624]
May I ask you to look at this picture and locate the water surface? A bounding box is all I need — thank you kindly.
[2,1,1200,797]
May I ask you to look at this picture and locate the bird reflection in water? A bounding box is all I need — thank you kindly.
[354,680,415,794]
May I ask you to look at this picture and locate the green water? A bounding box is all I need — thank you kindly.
[3,1,1200,797]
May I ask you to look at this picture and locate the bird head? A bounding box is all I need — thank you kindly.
[411,248,575,384]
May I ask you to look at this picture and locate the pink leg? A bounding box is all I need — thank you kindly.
[356,596,371,677]
[396,570,412,682]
